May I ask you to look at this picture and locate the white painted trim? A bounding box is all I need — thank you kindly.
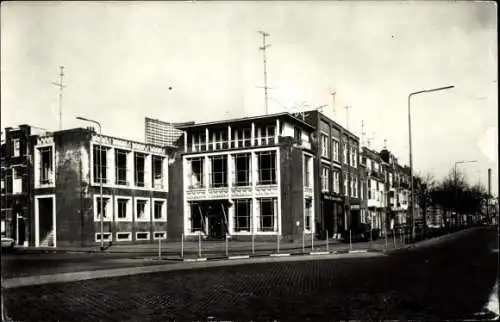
[134,197,151,222]
[270,253,290,257]
[115,196,133,222]
[116,232,132,241]
[229,255,250,260]
[153,231,167,240]
[183,146,279,158]
[152,198,167,222]
[93,194,113,222]
[34,194,56,248]
[277,149,282,235]
[135,231,151,240]
[95,232,112,242]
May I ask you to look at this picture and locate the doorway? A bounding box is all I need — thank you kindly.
[35,195,56,247]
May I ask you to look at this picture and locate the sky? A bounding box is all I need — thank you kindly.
[1,1,498,194]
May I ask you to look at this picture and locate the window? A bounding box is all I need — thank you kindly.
[134,153,146,187]
[304,198,313,231]
[93,145,108,184]
[95,197,111,221]
[116,232,131,241]
[152,155,164,189]
[39,146,53,185]
[136,232,150,240]
[210,155,228,187]
[193,132,207,152]
[12,168,23,194]
[321,134,329,158]
[234,153,251,186]
[352,174,358,198]
[190,202,203,232]
[234,128,251,148]
[332,139,339,162]
[153,231,167,240]
[333,171,340,193]
[321,167,329,192]
[304,155,312,187]
[351,147,357,168]
[117,198,130,220]
[343,142,348,164]
[258,198,276,232]
[95,233,112,242]
[261,125,276,145]
[257,151,276,185]
[343,173,348,195]
[294,127,302,142]
[135,199,149,221]
[368,180,372,199]
[211,130,228,150]
[153,200,166,220]
[189,157,204,188]
[12,139,20,157]
[234,199,251,232]
[115,149,128,185]
[360,179,364,200]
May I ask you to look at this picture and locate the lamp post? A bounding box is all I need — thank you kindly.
[454,160,478,226]
[408,85,454,243]
[76,116,104,251]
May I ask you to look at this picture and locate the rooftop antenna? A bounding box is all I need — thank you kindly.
[52,66,66,130]
[330,90,337,119]
[361,120,366,147]
[383,138,387,149]
[258,30,271,115]
[344,105,351,131]
[367,132,375,148]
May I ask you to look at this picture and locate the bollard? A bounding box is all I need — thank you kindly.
[198,232,202,258]
[251,233,255,255]
[225,234,229,257]
[181,233,184,259]
[349,229,352,251]
[326,230,329,252]
[302,231,305,253]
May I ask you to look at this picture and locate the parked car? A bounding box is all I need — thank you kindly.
[1,236,15,249]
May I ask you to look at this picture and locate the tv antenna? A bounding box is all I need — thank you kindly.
[258,30,271,115]
[52,66,66,130]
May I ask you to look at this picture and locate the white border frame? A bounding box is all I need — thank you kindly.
[153,231,167,240]
[134,197,151,222]
[135,231,150,241]
[116,231,132,241]
[93,194,113,222]
[34,194,57,247]
[152,198,167,222]
[114,195,133,222]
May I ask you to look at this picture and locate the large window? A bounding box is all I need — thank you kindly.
[258,198,276,232]
[152,156,164,189]
[234,128,251,148]
[12,138,20,157]
[136,199,149,221]
[39,146,53,185]
[115,149,128,185]
[260,125,276,145]
[257,151,276,185]
[234,153,251,186]
[210,130,228,150]
[343,142,348,164]
[321,167,329,192]
[93,145,108,184]
[153,200,166,220]
[343,173,348,195]
[117,198,129,220]
[332,139,339,162]
[210,155,228,187]
[193,132,207,152]
[321,134,329,158]
[190,202,203,232]
[134,153,146,187]
[189,157,204,188]
[304,155,312,187]
[234,199,251,232]
[96,197,111,220]
[294,127,302,142]
[333,171,340,193]
[304,198,313,231]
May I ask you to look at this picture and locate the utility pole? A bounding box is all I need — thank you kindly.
[344,105,352,231]
[361,120,366,147]
[258,31,271,115]
[52,66,66,130]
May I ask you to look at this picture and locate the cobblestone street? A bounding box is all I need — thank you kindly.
[4,227,498,321]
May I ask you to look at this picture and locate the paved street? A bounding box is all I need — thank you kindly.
[3,227,498,321]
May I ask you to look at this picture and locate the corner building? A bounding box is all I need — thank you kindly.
[167,113,317,241]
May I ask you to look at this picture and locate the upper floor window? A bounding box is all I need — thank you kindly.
[234,153,251,187]
[321,167,329,192]
[210,155,228,187]
[257,151,276,185]
[332,139,339,162]
[193,132,206,152]
[343,142,348,164]
[211,130,228,150]
[233,128,251,148]
[134,152,147,187]
[115,149,128,185]
[261,125,276,145]
[333,171,340,193]
[12,139,20,157]
[343,173,348,195]
[321,134,329,158]
[303,155,312,187]
[351,147,357,168]
[38,146,54,185]
[152,156,165,189]
[93,145,108,184]
[188,157,204,188]
[294,127,302,142]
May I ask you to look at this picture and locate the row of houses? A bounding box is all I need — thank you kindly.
[1,111,424,247]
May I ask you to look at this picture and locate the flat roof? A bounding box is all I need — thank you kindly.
[175,112,315,130]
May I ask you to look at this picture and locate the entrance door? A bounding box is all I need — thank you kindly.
[208,216,224,239]
[35,196,56,247]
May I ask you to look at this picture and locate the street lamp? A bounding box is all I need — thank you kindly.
[454,160,478,226]
[76,116,104,251]
[408,85,454,243]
